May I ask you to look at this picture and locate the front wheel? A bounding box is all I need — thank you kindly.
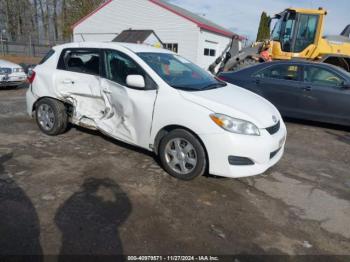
[159,129,207,180]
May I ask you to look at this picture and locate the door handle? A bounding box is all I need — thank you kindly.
[255,78,261,84]
[302,86,312,92]
[62,79,74,85]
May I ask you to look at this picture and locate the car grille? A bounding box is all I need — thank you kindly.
[0,68,12,74]
[266,121,280,135]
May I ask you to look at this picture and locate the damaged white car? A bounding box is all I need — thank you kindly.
[26,42,286,180]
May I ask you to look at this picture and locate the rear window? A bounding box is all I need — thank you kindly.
[39,49,55,65]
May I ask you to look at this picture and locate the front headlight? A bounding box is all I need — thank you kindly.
[210,113,260,136]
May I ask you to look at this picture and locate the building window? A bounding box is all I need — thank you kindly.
[204,48,216,57]
[164,43,178,53]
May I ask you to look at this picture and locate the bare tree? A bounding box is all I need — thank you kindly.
[0,0,106,42]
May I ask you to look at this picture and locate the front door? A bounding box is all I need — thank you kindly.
[96,49,158,148]
[300,65,350,124]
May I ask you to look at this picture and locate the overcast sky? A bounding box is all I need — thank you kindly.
[168,0,349,41]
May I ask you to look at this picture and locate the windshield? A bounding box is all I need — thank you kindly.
[271,16,283,41]
[137,52,226,91]
[271,11,296,52]
[294,14,318,52]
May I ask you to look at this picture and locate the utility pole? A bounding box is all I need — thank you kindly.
[29,35,32,57]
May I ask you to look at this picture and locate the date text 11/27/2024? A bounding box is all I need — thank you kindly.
[127,256,219,261]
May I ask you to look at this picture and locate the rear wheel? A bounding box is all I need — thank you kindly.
[159,129,207,180]
[35,98,68,136]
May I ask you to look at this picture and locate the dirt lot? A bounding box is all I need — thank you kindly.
[1,87,350,258]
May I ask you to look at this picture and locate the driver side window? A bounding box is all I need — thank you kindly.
[105,50,145,86]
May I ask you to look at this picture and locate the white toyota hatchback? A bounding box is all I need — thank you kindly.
[26,42,286,180]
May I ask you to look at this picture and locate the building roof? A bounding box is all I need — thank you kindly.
[149,0,237,38]
[72,0,244,39]
[112,30,163,44]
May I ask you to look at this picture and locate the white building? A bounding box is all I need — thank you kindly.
[72,0,243,69]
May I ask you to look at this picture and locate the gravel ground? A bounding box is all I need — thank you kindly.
[0,87,349,258]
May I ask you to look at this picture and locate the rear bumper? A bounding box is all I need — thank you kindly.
[200,121,287,178]
[26,87,37,118]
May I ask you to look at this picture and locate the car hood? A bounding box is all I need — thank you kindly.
[179,84,281,128]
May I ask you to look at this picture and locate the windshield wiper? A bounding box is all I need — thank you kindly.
[171,82,227,92]
[171,86,202,91]
[200,82,227,91]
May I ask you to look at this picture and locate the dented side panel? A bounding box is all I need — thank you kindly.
[97,78,158,149]
[54,70,105,128]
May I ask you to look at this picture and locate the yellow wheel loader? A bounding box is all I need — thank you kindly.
[209,7,350,74]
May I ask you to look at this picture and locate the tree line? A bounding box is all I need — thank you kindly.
[0,0,107,44]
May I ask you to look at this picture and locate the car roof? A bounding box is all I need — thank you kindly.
[53,41,173,54]
[227,60,348,74]
[265,60,350,75]
[261,60,344,70]
[220,59,350,79]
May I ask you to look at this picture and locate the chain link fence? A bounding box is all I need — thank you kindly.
[0,39,67,58]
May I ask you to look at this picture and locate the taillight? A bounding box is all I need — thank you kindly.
[27,70,36,84]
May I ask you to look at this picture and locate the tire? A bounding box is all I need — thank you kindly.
[159,129,207,181]
[35,98,68,136]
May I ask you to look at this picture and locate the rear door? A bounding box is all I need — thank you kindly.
[55,48,106,125]
[300,65,350,124]
[253,63,304,116]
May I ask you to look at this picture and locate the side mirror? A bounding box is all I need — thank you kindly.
[126,75,145,89]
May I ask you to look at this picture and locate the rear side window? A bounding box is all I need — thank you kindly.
[255,64,301,81]
[57,48,101,76]
[39,49,55,65]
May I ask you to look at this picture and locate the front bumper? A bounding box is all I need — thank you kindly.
[200,121,287,178]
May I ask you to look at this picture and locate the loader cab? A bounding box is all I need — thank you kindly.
[270,8,325,59]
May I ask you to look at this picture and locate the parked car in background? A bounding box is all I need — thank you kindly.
[218,61,350,127]
[26,42,286,180]
[0,59,27,88]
